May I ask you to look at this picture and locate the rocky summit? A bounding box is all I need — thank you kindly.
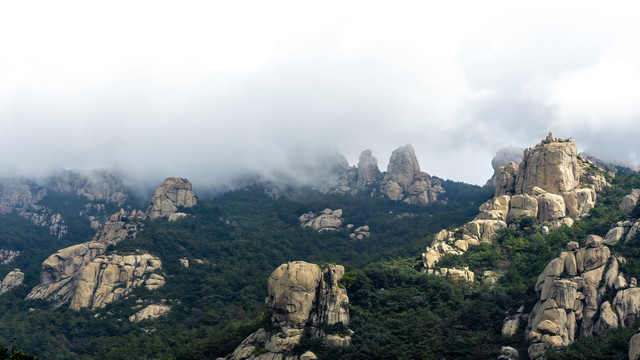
[315,145,445,204]
[423,133,607,276]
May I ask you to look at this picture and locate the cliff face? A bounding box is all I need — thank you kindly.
[228,261,351,360]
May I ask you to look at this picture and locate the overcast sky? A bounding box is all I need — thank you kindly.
[1,1,639,187]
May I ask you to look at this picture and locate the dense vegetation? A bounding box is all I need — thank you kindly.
[0,182,491,359]
[1,173,639,359]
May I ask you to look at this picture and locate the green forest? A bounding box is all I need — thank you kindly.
[0,174,640,359]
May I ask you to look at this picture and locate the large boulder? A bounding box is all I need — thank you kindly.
[620,189,640,212]
[613,287,640,326]
[508,194,538,220]
[0,269,24,295]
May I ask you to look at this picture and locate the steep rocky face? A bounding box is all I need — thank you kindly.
[382,145,444,205]
[356,150,381,189]
[228,261,351,360]
[69,254,164,310]
[146,177,197,220]
[0,269,24,295]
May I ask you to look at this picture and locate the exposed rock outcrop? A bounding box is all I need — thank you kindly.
[356,150,382,189]
[423,134,608,275]
[299,209,343,232]
[425,266,475,283]
[228,261,351,359]
[69,254,164,310]
[603,219,640,245]
[27,177,192,310]
[146,177,197,220]
[349,225,370,240]
[620,189,640,213]
[488,147,524,187]
[129,304,171,322]
[382,145,444,205]
[525,235,640,358]
[502,306,525,337]
[0,269,24,295]
[0,170,132,238]
[50,169,128,206]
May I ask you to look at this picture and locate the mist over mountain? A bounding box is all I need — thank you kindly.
[1,2,639,187]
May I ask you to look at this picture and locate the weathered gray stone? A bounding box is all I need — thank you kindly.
[594,301,619,336]
[0,269,24,295]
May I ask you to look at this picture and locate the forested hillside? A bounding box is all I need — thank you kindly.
[0,180,491,359]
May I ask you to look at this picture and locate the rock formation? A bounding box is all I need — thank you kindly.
[146,177,197,220]
[502,306,525,337]
[315,146,445,204]
[0,269,24,295]
[524,235,640,359]
[487,147,524,187]
[604,219,640,245]
[349,225,370,240]
[356,150,382,189]
[423,133,608,276]
[382,145,444,205]
[227,261,351,359]
[49,169,128,206]
[299,209,343,232]
[68,254,164,310]
[620,189,640,213]
[0,170,133,238]
[129,304,171,322]
[27,177,194,310]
